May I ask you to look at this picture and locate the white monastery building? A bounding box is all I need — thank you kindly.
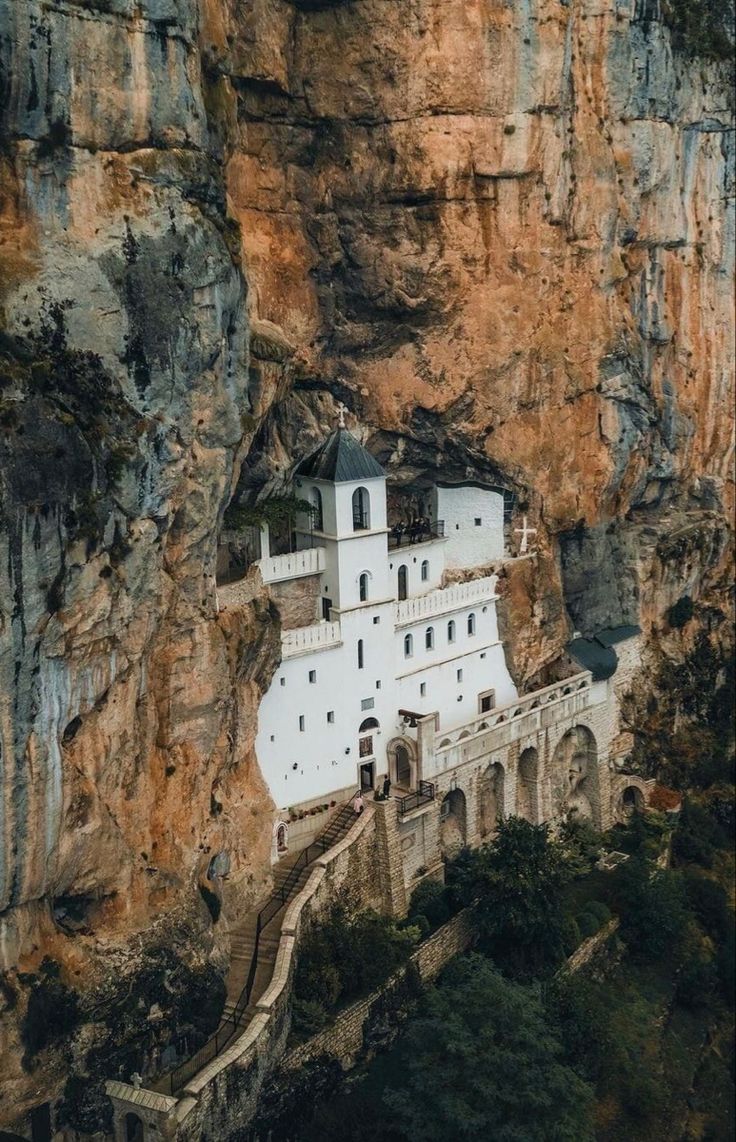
[244,420,652,867]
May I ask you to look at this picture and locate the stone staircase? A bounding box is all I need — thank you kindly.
[220,798,358,1027]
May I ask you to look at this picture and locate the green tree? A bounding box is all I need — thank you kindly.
[451,817,572,978]
[382,954,595,1142]
[617,859,688,962]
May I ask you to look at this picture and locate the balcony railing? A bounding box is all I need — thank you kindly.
[388,520,445,549]
[394,575,497,626]
[281,620,342,659]
[397,780,435,816]
[257,547,326,585]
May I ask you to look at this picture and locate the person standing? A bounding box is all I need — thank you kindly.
[353,791,364,815]
[382,774,391,800]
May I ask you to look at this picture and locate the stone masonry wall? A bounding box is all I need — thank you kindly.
[282,907,478,1072]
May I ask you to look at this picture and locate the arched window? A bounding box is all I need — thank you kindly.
[404,633,413,658]
[358,572,370,602]
[447,620,456,643]
[425,626,434,650]
[352,487,370,531]
[311,487,323,531]
[467,612,476,636]
[421,559,429,581]
[357,639,364,669]
[359,717,379,732]
[398,564,408,601]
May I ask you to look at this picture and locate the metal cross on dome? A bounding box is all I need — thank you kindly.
[337,401,348,428]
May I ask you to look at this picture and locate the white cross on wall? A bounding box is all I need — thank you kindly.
[514,515,537,555]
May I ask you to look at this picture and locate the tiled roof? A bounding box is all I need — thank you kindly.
[294,428,385,483]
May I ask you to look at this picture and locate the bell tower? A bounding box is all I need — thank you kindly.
[293,412,389,612]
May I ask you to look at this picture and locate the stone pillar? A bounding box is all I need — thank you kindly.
[374,799,408,917]
[416,713,437,782]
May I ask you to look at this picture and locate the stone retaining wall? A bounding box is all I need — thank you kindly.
[282,907,477,1072]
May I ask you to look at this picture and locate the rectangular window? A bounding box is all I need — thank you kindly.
[475,518,482,526]
[457,669,463,682]
[280,677,286,686]
[298,715,305,731]
[376,680,381,690]
[373,615,380,625]
[420,682,427,697]
[308,670,316,683]
[327,711,335,723]
[361,697,375,711]
[478,690,496,713]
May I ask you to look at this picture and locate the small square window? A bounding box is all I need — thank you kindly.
[327,711,335,723]
[480,652,486,659]
[280,677,286,686]
[373,615,380,625]
[298,715,305,731]
[376,680,381,690]
[361,697,375,711]
[308,670,316,683]
[420,682,427,697]
[474,518,482,526]
[270,734,275,742]
[457,669,463,682]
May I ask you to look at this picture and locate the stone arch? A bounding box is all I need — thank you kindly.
[611,775,650,822]
[440,788,466,855]
[479,762,505,838]
[549,725,598,823]
[387,736,417,788]
[271,820,289,862]
[516,747,539,823]
[125,1114,145,1142]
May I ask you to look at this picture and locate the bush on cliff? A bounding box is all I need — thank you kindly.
[407,877,453,933]
[20,958,81,1065]
[292,907,419,1035]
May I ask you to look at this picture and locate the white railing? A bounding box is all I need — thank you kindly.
[423,671,593,777]
[281,620,342,658]
[394,575,497,626]
[257,547,326,585]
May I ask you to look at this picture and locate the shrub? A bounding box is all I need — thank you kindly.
[20,958,81,1063]
[576,911,601,940]
[198,883,221,923]
[667,595,694,629]
[407,878,452,932]
[562,916,581,955]
[586,900,612,926]
[291,998,330,1037]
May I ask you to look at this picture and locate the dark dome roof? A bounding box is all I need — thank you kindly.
[294,428,385,483]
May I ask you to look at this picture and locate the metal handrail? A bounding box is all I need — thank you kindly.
[165,792,359,1093]
[397,780,435,816]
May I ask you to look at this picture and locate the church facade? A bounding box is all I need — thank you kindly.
[248,423,651,872]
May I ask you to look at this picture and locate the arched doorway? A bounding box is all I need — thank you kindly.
[440,788,466,856]
[620,785,645,818]
[479,763,505,837]
[125,1114,145,1142]
[516,747,539,822]
[359,717,379,791]
[550,726,598,822]
[387,737,416,789]
[398,564,408,600]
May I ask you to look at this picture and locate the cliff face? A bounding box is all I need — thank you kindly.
[0,0,733,1126]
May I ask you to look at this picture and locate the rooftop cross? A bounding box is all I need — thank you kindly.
[337,401,347,428]
[514,515,537,555]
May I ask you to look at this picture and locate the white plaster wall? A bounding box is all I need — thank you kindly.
[255,601,397,809]
[387,537,446,598]
[394,600,517,731]
[432,485,505,568]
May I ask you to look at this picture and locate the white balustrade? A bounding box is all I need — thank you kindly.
[424,671,593,777]
[394,575,497,626]
[257,547,326,585]
[281,620,342,658]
